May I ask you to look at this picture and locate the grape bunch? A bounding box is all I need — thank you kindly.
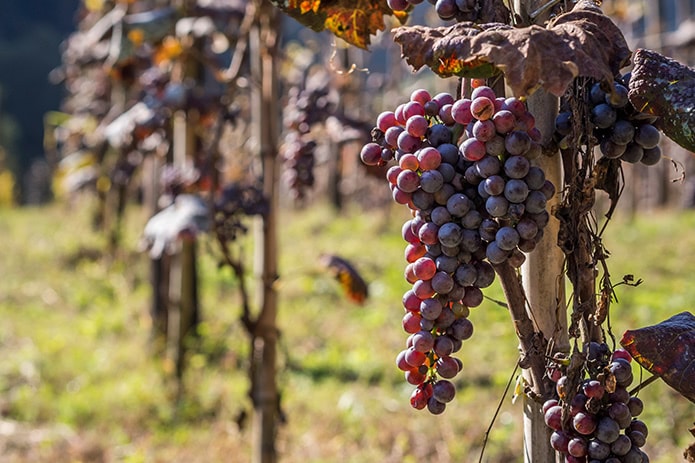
[280,76,336,200]
[388,0,480,22]
[555,77,662,166]
[361,83,554,413]
[543,344,650,463]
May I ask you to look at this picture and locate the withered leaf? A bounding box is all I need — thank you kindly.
[620,311,695,404]
[392,1,630,97]
[270,0,407,50]
[628,48,695,153]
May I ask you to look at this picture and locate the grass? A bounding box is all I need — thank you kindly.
[0,198,693,462]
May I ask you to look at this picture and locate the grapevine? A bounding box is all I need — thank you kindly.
[362,81,554,413]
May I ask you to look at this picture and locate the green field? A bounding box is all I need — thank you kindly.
[0,200,693,462]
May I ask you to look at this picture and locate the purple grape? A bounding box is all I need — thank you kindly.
[486,241,509,264]
[641,146,661,166]
[495,226,520,251]
[485,135,506,156]
[621,143,644,163]
[431,271,455,294]
[600,139,627,159]
[473,119,496,142]
[591,103,617,129]
[397,130,422,152]
[474,261,495,287]
[610,434,632,456]
[412,330,435,352]
[544,405,563,431]
[420,170,445,193]
[397,170,420,193]
[438,162,456,183]
[434,335,455,357]
[475,155,501,178]
[436,355,460,378]
[433,183,456,205]
[432,379,456,403]
[568,437,588,457]
[412,190,434,210]
[629,430,646,448]
[420,298,443,320]
[516,217,539,240]
[610,119,635,145]
[504,179,530,203]
[504,155,530,179]
[540,180,556,200]
[454,263,477,286]
[428,123,453,146]
[524,166,545,190]
[446,193,472,217]
[448,317,474,341]
[438,222,463,247]
[550,431,570,453]
[634,123,660,149]
[387,0,409,10]
[360,142,383,165]
[461,285,483,307]
[427,397,446,414]
[483,175,505,196]
[524,190,547,214]
[596,416,620,443]
[627,396,643,417]
[505,131,531,155]
[431,206,452,226]
[451,98,473,125]
[438,143,460,164]
[573,411,597,435]
[486,195,509,217]
[479,218,499,241]
[435,0,458,19]
[587,439,611,459]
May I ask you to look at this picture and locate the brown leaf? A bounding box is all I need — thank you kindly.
[392,2,630,97]
[270,0,407,50]
[628,48,695,153]
[620,311,695,404]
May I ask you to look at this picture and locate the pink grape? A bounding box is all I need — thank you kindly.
[360,142,382,165]
[404,347,427,367]
[398,131,422,152]
[503,97,526,118]
[402,289,422,311]
[404,101,426,119]
[405,368,426,385]
[417,147,442,171]
[386,165,402,185]
[377,111,398,132]
[397,170,420,193]
[402,312,421,333]
[544,405,563,431]
[405,242,426,263]
[399,153,419,171]
[439,104,455,125]
[573,411,597,435]
[392,187,412,206]
[413,256,437,280]
[473,119,496,142]
[460,138,486,161]
[492,109,516,134]
[412,278,435,299]
[470,96,495,120]
[471,85,497,101]
[451,98,473,125]
[384,125,404,147]
[394,103,407,125]
[410,88,432,105]
[407,115,429,138]
[433,92,455,107]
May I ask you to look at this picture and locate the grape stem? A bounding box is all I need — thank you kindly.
[478,362,520,463]
[492,261,548,399]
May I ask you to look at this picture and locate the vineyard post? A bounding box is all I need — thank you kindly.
[168,0,202,390]
[514,2,568,462]
[250,2,281,462]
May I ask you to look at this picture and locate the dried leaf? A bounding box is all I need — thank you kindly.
[270,0,407,49]
[319,254,369,304]
[392,2,629,97]
[628,48,695,153]
[620,311,695,403]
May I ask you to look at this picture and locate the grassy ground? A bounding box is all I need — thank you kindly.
[0,198,693,462]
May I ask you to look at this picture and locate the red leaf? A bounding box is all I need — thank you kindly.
[620,311,695,403]
[271,0,408,50]
[392,1,630,97]
[628,48,695,153]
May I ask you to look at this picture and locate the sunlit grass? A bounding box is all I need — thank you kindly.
[0,200,692,462]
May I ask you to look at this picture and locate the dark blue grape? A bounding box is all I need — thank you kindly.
[606,83,629,108]
[420,170,445,193]
[479,218,499,242]
[504,155,530,179]
[524,166,545,190]
[610,119,635,145]
[461,210,482,229]
[483,175,505,196]
[596,417,620,444]
[486,195,509,217]
[641,146,661,166]
[438,143,460,164]
[496,226,520,251]
[427,397,446,414]
[432,379,456,403]
[412,189,435,210]
[485,135,506,156]
[621,143,644,163]
[436,255,458,273]
[427,123,453,146]
[525,190,547,214]
[610,434,632,456]
[460,229,482,253]
[448,318,473,341]
[454,263,477,286]
[431,271,455,294]
[438,222,463,247]
[474,261,495,287]
[438,162,456,182]
[555,111,572,136]
[590,82,607,105]
[433,183,456,205]
[446,193,472,217]
[600,139,627,159]
[504,179,530,203]
[486,241,509,264]
[431,206,452,226]
[591,103,617,129]
[475,155,501,178]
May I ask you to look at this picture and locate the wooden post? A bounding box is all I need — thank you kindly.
[250,3,281,462]
[513,2,568,462]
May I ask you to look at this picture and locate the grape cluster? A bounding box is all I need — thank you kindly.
[280,79,336,200]
[555,77,661,166]
[388,0,480,21]
[543,344,650,463]
[361,83,554,413]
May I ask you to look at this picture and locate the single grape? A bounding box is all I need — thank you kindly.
[434,335,455,357]
[398,131,422,153]
[448,317,474,341]
[417,147,442,171]
[438,143,460,164]
[496,226,520,251]
[461,210,482,229]
[427,397,446,414]
[451,98,473,125]
[504,178,530,203]
[470,96,495,121]
[505,131,531,156]
[483,175,506,196]
[504,155,530,179]
[360,142,383,166]
[591,103,617,129]
[410,384,431,410]
[568,437,588,458]
[641,145,661,166]
[634,123,660,149]
[606,82,629,108]
[406,114,429,138]
[446,193,472,217]
[377,111,398,132]
[420,170,445,193]
[461,285,483,307]
[610,434,632,456]
[396,169,420,193]
[555,111,572,136]
[436,355,460,378]
[412,330,435,352]
[387,0,410,10]
[438,104,455,125]
[587,438,611,460]
[573,411,597,435]
[438,222,463,247]
[454,263,477,287]
[524,166,545,190]
[550,431,570,453]
[420,297,443,320]
[486,195,509,217]
[461,138,487,161]
[492,109,516,134]
[385,126,404,147]
[475,155,501,178]
[590,82,607,104]
[525,190,547,214]
[610,119,635,145]
[410,88,432,105]
[427,123,453,146]
[596,416,621,443]
[485,135,506,156]
[544,405,563,431]
[404,101,425,119]
[474,261,495,287]
[435,0,458,19]
[600,139,627,159]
